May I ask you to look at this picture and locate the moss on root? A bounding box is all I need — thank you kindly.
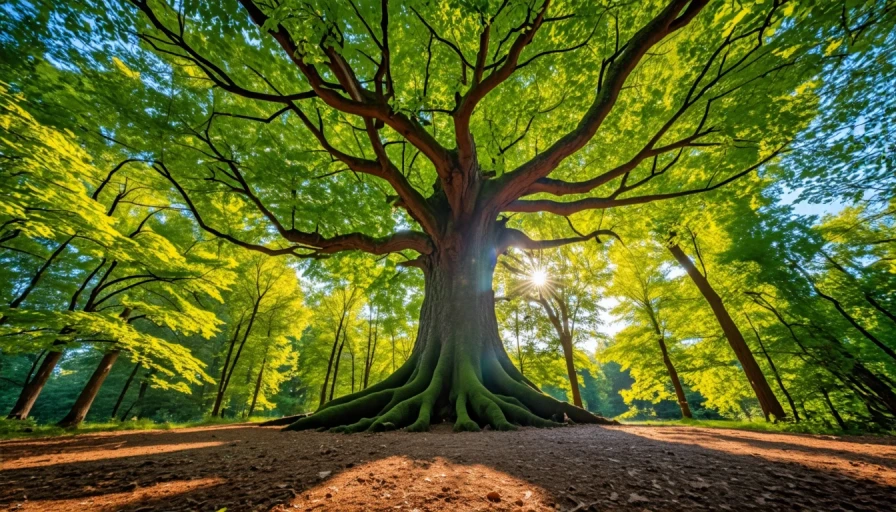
[280,343,616,433]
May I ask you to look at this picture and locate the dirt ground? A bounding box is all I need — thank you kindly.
[1,424,894,511]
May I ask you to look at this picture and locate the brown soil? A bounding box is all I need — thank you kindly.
[1,424,894,511]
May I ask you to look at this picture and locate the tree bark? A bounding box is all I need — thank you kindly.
[285,224,614,433]
[329,333,346,401]
[111,362,142,419]
[821,387,847,430]
[645,308,692,419]
[121,371,152,421]
[657,335,692,419]
[745,314,800,422]
[668,243,786,421]
[57,350,121,428]
[248,355,267,418]
[57,308,133,428]
[319,312,347,407]
[559,336,584,409]
[7,350,64,419]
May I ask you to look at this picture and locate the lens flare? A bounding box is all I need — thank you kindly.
[531,269,548,287]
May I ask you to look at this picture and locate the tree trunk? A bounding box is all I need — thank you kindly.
[319,313,346,407]
[7,350,64,419]
[57,350,121,428]
[329,334,346,401]
[286,225,614,433]
[668,243,786,421]
[645,309,692,419]
[121,371,152,421]
[745,314,800,422]
[23,350,47,388]
[248,355,267,418]
[57,308,132,428]
[657,335,692,419]
[559,336,584,408]
[821,388,847,430]
[111,362,141,419]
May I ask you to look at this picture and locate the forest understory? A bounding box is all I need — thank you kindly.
[1,423,894,511]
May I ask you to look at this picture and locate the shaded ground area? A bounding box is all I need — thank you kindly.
[1,424,894,511]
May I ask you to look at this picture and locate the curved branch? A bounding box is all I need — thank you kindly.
[154,162,432,257]
[499,227,621,253]
[490,0,708,206]
[504,147,783,215]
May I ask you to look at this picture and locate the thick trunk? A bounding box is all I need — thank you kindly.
[668,243,786,421]
[111,362,141,419]
[559,336,583,408]
[7,350,63,420]
[657,336,692,419]
[57,350,121,428]
[285,226,614,433]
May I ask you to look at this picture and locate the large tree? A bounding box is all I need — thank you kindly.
[110,0,855,432]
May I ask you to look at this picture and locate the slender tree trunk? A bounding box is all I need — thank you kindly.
[121,371,152,421]
[645,310,692,419]
[111,362,141,419]
[212,319,243,417]
[657,335,693,419]
[821,388,847,430]
[668,243,786,420]
[329,334,346,401]
[248,355,267,418]
[363,308,379,389]
[23,350,47,388]
[745,314,800,422]
[57,350,121,428]
[319,314,346,407]
[559,336,584,408]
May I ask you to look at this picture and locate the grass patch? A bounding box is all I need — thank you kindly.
[0,416,271,440]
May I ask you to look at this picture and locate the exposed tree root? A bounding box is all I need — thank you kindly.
[283,341,617,433]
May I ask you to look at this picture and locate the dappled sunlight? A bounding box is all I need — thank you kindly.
[273,455,554,512]
[6,477,225,512]
[0,441,227,470]
[619,426,896,486]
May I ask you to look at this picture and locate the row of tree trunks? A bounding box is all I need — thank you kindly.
[667,242,787,421]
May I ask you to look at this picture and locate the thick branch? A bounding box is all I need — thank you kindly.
[491,0,708,206]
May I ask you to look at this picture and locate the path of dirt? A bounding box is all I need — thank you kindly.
[1,424,894,511]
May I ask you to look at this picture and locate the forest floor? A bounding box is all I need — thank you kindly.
[1,423,894,511]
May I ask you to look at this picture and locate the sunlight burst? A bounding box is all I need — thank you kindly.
[531,268,548,287]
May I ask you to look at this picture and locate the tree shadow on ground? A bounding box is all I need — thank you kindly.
[1,424,894,511]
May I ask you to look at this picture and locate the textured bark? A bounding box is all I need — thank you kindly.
[668,243,786,420]
[284,225,614,433]
[57,350,122,428]
[111,362,142,419]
